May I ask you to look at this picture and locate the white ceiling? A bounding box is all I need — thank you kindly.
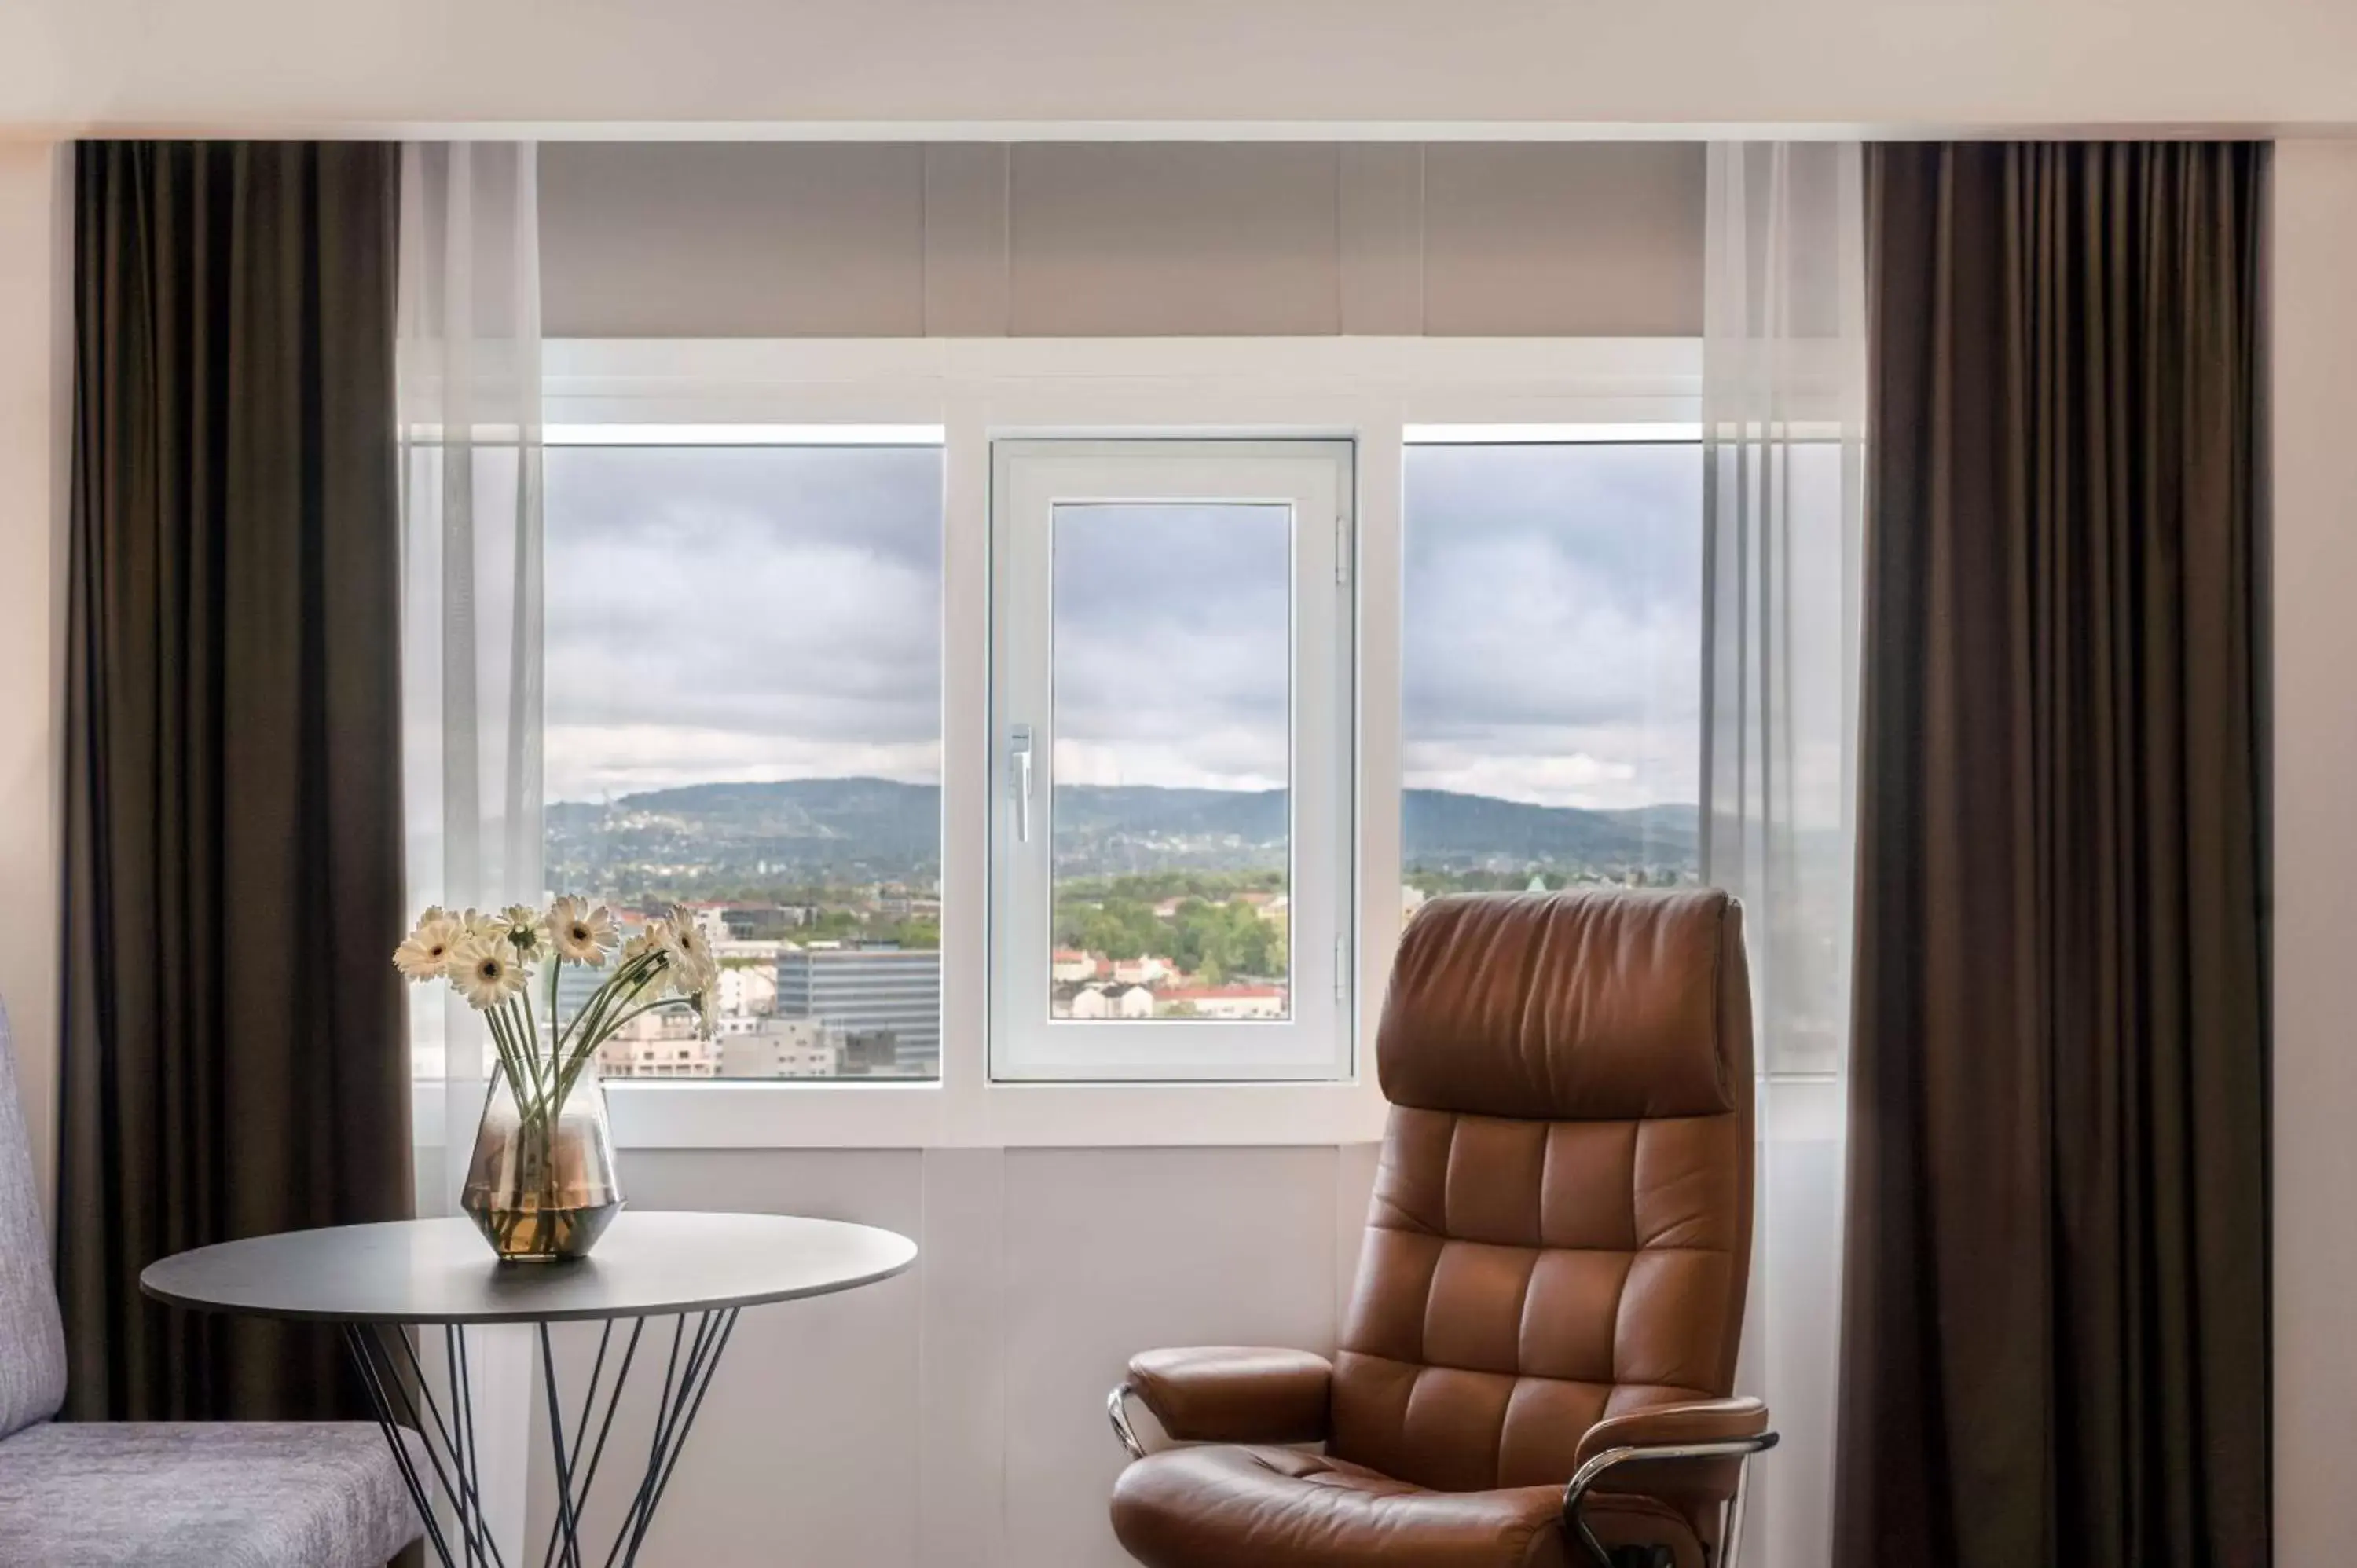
[1,0,2350,138]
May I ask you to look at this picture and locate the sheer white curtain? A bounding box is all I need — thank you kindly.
[398,142,545,1216]
[1699,142,1866,1568]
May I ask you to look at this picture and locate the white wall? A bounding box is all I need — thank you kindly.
[2,0,2355,133]
[438,1112,1848,1568]
[540,143,1705,339]
[2268,137,2357,1568]
[521,1145,1380,1566]
[0,141,64,1228]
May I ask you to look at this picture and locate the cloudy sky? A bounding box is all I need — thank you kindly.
[1053,501,1294,793]
[544,445,944,800]
[1402,442,1700,809]
[544,441,1702,811]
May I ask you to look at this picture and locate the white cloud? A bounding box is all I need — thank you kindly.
[541,441,1706,809]
[545,724,940,798]
[1047,502,1291,788]
[1051,736,1288,793]
[544,445,942,800]
[1403,731,1683,811]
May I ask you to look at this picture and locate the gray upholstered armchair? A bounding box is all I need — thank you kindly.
[0,1007,424,1566]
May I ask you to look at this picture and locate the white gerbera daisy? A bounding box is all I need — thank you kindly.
[497,903,550,962]
[618,921,670,995]
[550,896,618,966]
[448,932,530,1010]
[393,912,462,982]
[621,919,665,965]
[661,905,720,995]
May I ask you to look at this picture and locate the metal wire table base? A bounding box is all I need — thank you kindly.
[344,1310,743,1568]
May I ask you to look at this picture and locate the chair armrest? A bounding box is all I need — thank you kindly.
[1562,1399,1777,1568]
[1573,1396,1772,1478]
[1112,1347,1332,1454]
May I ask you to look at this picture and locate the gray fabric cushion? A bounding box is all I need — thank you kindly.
[0,1002,68,1441]
[0,1420,425,1566]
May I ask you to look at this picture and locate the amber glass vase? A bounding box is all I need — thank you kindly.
[460,1064,625,1262]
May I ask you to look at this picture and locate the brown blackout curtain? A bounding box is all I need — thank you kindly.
[1835,143,2271,1568]
[58,142,410,1421]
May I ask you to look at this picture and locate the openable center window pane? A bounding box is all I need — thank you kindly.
[1048,502,1294,1024]
[542,443,944,1081]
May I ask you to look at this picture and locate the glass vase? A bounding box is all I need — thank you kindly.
[460,1062,625,1262]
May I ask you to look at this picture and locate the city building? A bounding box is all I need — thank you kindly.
[874,888,941,920]
[717,904,779,939]
[716,963,776,1017]
[595,1010,717,1078]
[718,1018,840,1078]
[1156,984,1288,1020]
[1110,954,1175,986]
[839,1030,903,1075]
[713,937,786,964]
[1069,983,1156,1020]
[774,943,941,1073]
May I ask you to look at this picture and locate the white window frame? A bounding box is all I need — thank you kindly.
[515,335,1700,1150]
[990,439,1354,1082]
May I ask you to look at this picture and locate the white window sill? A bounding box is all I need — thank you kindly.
[414,1075,1393,1151]
[416,1074,1837,1152]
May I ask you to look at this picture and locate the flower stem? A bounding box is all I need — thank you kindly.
[561,951,666,1064]
[519,987,545,1094]
[546,958,564,1070]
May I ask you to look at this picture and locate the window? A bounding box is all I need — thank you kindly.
[542,439,945,1080]
[522,338,1707,1147]
[989,441,1354,1081]
[1401,438,1703,924]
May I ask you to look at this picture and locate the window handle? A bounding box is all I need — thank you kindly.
[1010,724,1035,844]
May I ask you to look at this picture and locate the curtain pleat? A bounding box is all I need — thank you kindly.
[1835,141,2269,1568]
[394,141,544,1212]
[1698,141,1868,1568]
[57,141,409,1421]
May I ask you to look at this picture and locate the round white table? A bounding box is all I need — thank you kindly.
[142,1211,916,1568]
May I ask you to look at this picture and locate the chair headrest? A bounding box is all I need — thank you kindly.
[1376,888,1750,1121]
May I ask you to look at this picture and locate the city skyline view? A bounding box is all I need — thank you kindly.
[541,438,1705,1077]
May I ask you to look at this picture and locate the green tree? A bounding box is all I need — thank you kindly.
[886,918,941,950]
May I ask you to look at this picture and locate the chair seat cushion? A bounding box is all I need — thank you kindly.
[1111,1444,1705,1568]
[0,1420,424,1567]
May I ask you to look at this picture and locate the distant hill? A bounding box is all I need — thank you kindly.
[548,777,941,888]
[1400,789,1695,870]
[546,777,1696,891]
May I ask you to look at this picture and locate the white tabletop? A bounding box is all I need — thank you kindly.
[140,1212,917,1325]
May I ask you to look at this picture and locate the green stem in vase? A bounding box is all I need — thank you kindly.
[482,1009,530,1107]
[511,992,543,1106]
[543,952,670,1116]
[548,987,691,1132]
[563,950,664,1061]
[546,958,565,1083]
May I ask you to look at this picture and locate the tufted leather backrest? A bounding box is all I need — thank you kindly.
[1330,889,1753,1493]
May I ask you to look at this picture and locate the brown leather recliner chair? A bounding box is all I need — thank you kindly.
[1107,889,1775,1568]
